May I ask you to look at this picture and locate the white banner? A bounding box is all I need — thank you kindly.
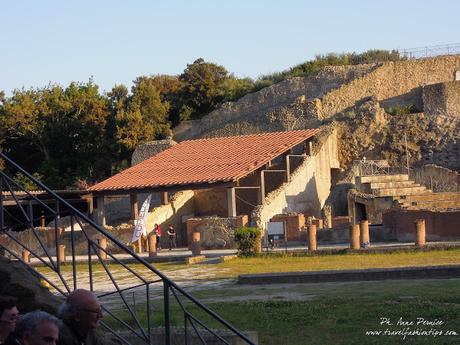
[132,194,152,243]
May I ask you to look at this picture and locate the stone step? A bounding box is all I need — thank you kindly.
[370,181,419,189]
[405,200,460,209]
[401,192,460,203]
[372,186,429,197]
[357,174,409,184]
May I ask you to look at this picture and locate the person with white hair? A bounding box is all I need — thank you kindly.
[6,311,60,345]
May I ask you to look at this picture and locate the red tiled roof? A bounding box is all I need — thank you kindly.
[89,129,319,192]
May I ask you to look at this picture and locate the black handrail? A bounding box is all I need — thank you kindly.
[0,152,256,345]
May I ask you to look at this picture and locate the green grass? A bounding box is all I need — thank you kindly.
[107,279,460,345]
[214,248,460,278]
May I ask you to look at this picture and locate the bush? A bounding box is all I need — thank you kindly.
[386,105,417,116]
[234,227,262,256]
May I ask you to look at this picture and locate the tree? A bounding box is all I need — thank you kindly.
[178,58,231,119]
[1,82,113,188]
[130,77,170,138]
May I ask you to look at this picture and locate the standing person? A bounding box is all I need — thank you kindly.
[0,296,19,344]
[57,289,105,345]
[167,224,176,251]
[7,311,60,345]
[154,224,162,251]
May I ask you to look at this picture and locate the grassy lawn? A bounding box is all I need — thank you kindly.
[33,249,460,343]
[108,279,460,344]
[213,248,460,278]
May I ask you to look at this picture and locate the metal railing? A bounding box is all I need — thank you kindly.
[398,43,460,59]
[0,152,255,345]
[355,159,409,177]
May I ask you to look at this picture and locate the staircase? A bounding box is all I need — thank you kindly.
[356,174,431,197]
[0,153,255,345]
[355,160,460,211]
[397,192,460,210]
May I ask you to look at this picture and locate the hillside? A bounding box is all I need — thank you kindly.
[173,55,460,173]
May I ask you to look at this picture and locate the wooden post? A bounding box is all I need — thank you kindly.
[260,171,266,202]
[86,196,94,219]
[350,224,360,250]
[148,234,157,258]
[285,155,291,182]
[359,220,370,248]
[227,187,236,217]
[130,193,138,221]
[308,224,317,251]
[97,196,106,227]
[191,232,201,256]
[308,141,313,155]
[97,238,107,260]
[415,219,426,246]
[161,192,169,205]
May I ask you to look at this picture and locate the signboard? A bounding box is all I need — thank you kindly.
[267,222,284,235]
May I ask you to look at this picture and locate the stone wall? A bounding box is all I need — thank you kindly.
[145,190,195,247]
[131,139,177,166]
[252,128,339,229]
[423,81,460,117]
[173,56,460,142]
[320,55,460,119]
[193,188,228,217]
[382,208,460,241]
[173,65,377,141]
[185,216,249,249]
[411,164,460,192]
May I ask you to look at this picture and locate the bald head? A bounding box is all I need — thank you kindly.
[59,289,102,333]
[67,289,99,309]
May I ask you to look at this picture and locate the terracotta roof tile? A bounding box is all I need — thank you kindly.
[89,129,319,192]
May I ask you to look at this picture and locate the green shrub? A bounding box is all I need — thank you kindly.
[386,105,416,116]
[234,227,262,256]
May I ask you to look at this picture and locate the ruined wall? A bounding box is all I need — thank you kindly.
[193,188,228,217]
[145,190,195,247]
[423,81,460,116]
[131,139,177,166]
[320,55,460,119]
[174,65,377,141]
[173,56,460,142]
[252,128,339,229]
[411,164,460,192]
[383,208,460,241]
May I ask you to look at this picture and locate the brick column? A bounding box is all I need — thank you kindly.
[350,224,360,250]
[415,219,426,246]
[58,245,66,264]
[359,220,370,248]
[191,232,201,256]
[148,234,157,258]
[22,250,30,263]
[98,238,107,260]
[308,224,317,251]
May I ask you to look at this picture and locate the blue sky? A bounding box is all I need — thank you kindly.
[1,0,459,95]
